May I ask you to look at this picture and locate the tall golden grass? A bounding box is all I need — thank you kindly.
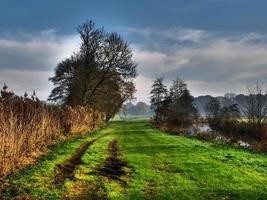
[61,106,104,134]
[0,86,104,177]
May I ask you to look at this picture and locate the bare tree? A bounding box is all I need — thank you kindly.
[206,97,240,132]
[224,93,236,107]
[243,81,267,129]
[205,97,221,131]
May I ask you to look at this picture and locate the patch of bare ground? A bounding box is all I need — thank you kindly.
[62,139,133,200]
[97,139,132,185]
[54,134,108,184]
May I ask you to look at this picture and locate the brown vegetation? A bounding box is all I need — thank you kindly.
[0,86,103,177]
[60,106,103,134]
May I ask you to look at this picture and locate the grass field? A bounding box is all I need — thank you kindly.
[1,120,267,199]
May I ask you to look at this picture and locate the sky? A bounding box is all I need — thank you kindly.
[1,0,267,103]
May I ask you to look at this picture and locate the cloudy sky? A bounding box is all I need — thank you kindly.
[1,0,267,103]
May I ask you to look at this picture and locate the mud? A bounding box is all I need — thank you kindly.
[54,134,108,184]
[97,139,129,185]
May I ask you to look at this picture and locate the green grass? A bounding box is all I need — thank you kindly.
[2,127,114,199]
[2,120,267,199]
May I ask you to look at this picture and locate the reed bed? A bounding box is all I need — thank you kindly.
[61,106,104,134]
[0,86,103,177]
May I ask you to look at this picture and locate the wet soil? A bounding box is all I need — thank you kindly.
[97,139,129,185]
[54,134,108,184]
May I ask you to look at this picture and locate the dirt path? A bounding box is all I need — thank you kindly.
[54,133,109,184]
[97,139,130,185]
[61,139,132,199]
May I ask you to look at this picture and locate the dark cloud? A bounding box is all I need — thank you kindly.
[1,27,267,103]
[131,28,267,101]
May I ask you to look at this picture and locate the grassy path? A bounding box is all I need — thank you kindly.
[1,120,267,199]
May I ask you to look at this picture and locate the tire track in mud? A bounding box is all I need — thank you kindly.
[97,139,130,185]
[62,139,133,199]
[54,133,109,184]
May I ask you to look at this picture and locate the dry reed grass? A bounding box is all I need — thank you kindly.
[0,86,104,177]
[61,106,104,134]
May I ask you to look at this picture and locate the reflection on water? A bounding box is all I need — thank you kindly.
[198,124,210,132]
[186,124,210,135]
[186,124,251,148]
[237,140,250,148]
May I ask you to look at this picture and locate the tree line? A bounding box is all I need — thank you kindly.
[150,77,267,152]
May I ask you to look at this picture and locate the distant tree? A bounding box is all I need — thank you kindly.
[206,97,240,132]
[169,78,187,100]
[224,93,236,107]
[243,82,267,129]
[48,20,137,120]
[178,89,199,120]
[150,77,168,124]
[134,102,150,115]
[206,97,222,131]
[220,104,240,119]
[150,76,198,131]
[168,78,198,130]
[206,97,221,120]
